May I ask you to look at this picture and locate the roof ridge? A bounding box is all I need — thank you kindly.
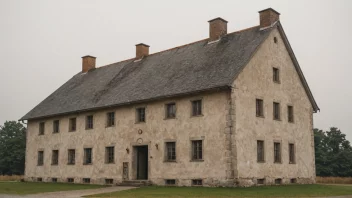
[98,25,260,69]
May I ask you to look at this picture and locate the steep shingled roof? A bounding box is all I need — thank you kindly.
[21,23,317,121]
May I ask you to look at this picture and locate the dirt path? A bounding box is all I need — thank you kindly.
[0,186,136,198]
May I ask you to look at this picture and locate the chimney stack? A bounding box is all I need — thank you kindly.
[258,8,280,28]
[82,55,96,73]
[135,43,149,59]
[208,17,228,42]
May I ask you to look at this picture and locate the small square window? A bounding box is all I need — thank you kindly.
[84,148,92,165]
[105,179,113,185]
[82,178,90,184]
[273,102,280,120]
[273,67,280,83]
[165,142,176,161]
[192,100,202,116]
[290,178,297,184]
[105,146,115,164]
[68,149,75,165]
[69,118,76,132]
[192,140,203,160]
[67,178,74,183]
[192,179,203,186]
[257,178,265,185]
[106,112,115,127]
[275,178,282,184]
[165,179,176,185]
[52,150,59,165]
[37,177,42,182]
[288,106,294,123]
[165,103,176,119]
[86,115,94,129]
[52,178,57,183]
[39,122,45,135]
[136,108,146,123]
[53,120,60,133]
[37,151,44,166]
[256,99,264,117]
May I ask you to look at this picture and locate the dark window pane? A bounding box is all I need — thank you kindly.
[257,140,264,162]
[68,149,75,165]
[256,99,264,117]
[166,103,176,118]
[192,100,202,116]
[69,118,76,132]
[274,143,281,163]
[107,112,115,127]
[38,151,44,166]
[289,144,295,164]
[105,146,114,163]
[84,148,92,164]
[53,120,60,133]
[39,122,45,135]
[273,102,280,120]
[273,68,280,82]
[192,140,203,160]
[288,106,294,122]
[166,142,176,161]
[86,115,94,129]
[136,108,145,122]
[52,150,59,165]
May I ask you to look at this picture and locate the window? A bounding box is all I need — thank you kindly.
[192,140,203,160]
[105,179,113,185]
[257,140,265,162]
[165,142,176,161]
[39,122,45,135]
[136,107,146,123]
[165,103,176,119]
[84,148,92,164]
[37,151,44,166]
[288,106,294,122]
[192,179,203,186]
[68,149,75,165]
[67,178,74,183]
[105,146,115,164]
[257,179,265,185]
[191,100,202,116]
[37,177,42,182]
[290,178,297,184]
[256,99,264,117]
[86,115,94,129]
[53,120,60,133]
[52,178,57,182]
[165,179,176,185]
[274,37,278,43]
[69,118,76,132]
[273,102,280,120]
[273,67,280,83]
[274,142,281,163]
[275,178,282,184]
[289,143,295,164]
[52,150,59,165]
[82,178,90,184]
[106,112,115,127]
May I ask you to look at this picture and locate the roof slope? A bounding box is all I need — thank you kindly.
[21,26,274,120]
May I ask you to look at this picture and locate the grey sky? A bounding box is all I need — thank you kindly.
[0,0,351,141]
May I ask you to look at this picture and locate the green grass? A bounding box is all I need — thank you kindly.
[0,182,106,195]
[87,184,352,198]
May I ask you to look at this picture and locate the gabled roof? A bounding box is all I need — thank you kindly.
[20,23,318,121]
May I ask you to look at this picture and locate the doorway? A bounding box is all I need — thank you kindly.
[135,146,148,180]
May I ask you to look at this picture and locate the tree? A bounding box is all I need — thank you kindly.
[314,127,352,177]
[0,121,26,175]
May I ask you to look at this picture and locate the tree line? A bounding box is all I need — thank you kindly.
[0,121,351,176]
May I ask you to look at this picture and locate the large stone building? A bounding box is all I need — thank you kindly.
[21,8,319,187]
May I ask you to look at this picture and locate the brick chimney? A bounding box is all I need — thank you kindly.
[82,55,96,73]
[259,8,280,28]
[135,43,149,59]
[208,17,228,42]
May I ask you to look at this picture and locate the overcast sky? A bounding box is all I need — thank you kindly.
[0,0,351,141]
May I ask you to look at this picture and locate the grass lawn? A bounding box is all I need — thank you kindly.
[0,182,106,195]
[87,184,352,198]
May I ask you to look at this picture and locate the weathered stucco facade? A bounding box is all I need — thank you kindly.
[232,28,315,186]
[23,8,318,187]
[25,91,234,186]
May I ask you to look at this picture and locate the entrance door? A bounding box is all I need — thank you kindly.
[136,146,148,180]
